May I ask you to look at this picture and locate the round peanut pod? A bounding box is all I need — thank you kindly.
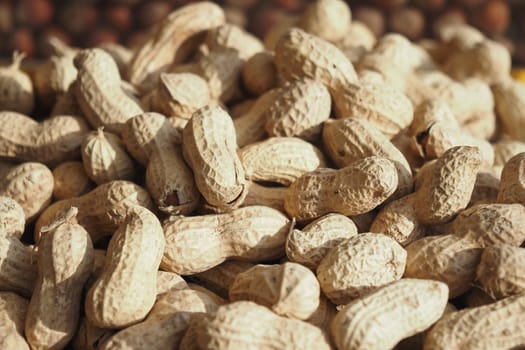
[0,52,34,115]
[331,279,449,350]
[52,161,93,200]
[284,156,398,222]
[99,289,223,350]
[274,27,358,91]
[74,48,143,135]
[179,301,331,350]
[493,79,525,142]
[476,244,525,300]
[0,162,54,223]
[317,233,407,304]
[265,78,331,141]
[240,137,326,186]
[0,292,30,350]
[151,73,211,120]
[35,180,154,243]
[162,206,290,275]
[229,262,320,320]
[25,207,94,350]
[128,2,225,89]
[204,23,263,60]
[85,206,165,329]
[424,293,525,350]
[414,146,482,225]
[33,54,77,109]
[404,234,482,298]
[182,106,246,210]
[298,0,351,43]
[497,152,525,205]
[448,203,525,247]
[323,117,413,198]
[0,111,90,167]
[0,196,25,239]
[286,213,358,269]
[242,51,277,96]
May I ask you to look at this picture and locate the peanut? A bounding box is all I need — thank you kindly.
[0,196,25,239]
[189,261,254,299]
[242,51,277,96]
[0,292,30,350]
[25,207,94,350]
[240,137,326,186]
[331,279,448,350]
[52,161,93,200]
[85,206,164,328]
[468,172,500,206]
[298,0,351,43]
[497,152,525,205]
[182,106,246,209]
[33,53,77,109]
[204,23,263,60]
[0,111,90,167]
[492,79,525,142]
[286,213,358,269]
[0,52,34,115]
[317,233,407,304]
[81,128,136,185]
[284,156,398,222]
[242,181,286,212]
[35,180,154,242]
[0,234,36,297]
[337,21,376,64]
[493,139,525,174]
[72,317,114,350]
[229,262,320,320]
[162,206,290,275]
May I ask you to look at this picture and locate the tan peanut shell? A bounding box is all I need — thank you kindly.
[183,106,246,209]
[317,233,407,304]
[284,156,398,222]
[229,262,320,320]
[242,181,286,212]
[242,51,277,96]
[0,292,30,350]
[155,271,188,297]
[468,172,499,206]
[25,207,94,350]
[497,152,525,205]
[180,301,331,350]
[52,161,93,200]
[286,213,358,269]
[331,279,448,350]
[337,21,376,64]
[190,261,254,299]
[274,27,358,91]
[493,139,525,169]
[240,137,326,186]
[463,287,496,308]
[0,235,36,297]
[370,194,427,246]
[204,23,263,60]
[492,79,525,142]
[0,52,34,115]
[424,293,525,350]
[33,54,77,108]
[414,146,482,225]
[72,317,114,350]
[81,128,136,185]
[323,117,413,197]
[0,196,25,239]
[128,2,225,89]
[265,78,331,141]
[404,234,482,298]
[298,0,351,43]
[448,203,525,247]
[0,162,54,222]
[99,289,222,350]
[35,180,154,242]
[152,73,211,120]
[162,206,290,275]
[0,111,90,167]
[99,42,132,77]
[50,83,83,117]
[74,48,143,134]
[85,206,165,329]
[476,244,525,300]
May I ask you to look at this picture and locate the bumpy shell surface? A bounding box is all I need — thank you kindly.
[298,0,351,43]
[0,196,25,239]
[0,236,37,297]
[497,152,525,205]
[204,23,263,60]
[52,161,93,200]
[0,53,34,115]
[493,79,525,142]
[0,292,30,350]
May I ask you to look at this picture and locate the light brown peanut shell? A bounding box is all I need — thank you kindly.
[240,137,326,186]
[52,161,93,200]
[497,152,525,205]
[0,111,90,167]
[81,128,136,185]
[189,261,254,299]
[284,156,398,222]
[317,233,407,304]
[0,235,37,297]
[0,196,25,239]
[0,52,34,115]
[204,23,263,60]
[25,208,94,350]
[180,301,331,350]
[33,54,77,108]
[242,51,277,96]
[35,180,154,242]
[85,206,165,329]
[0,291,30,350]
[424,293,525,350]
[404,234,482,298]
[331,279,449,350]
[492,79,525,142]
[298,0,351,43]
[72,317,114,350]
[468,172,500,206]
[162,206,290,275]
[229,262,320,320]
[286,213,358,269]
[182,106,246,209]
[241,181,286,212]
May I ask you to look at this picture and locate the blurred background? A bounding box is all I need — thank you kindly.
[0,0,524,64]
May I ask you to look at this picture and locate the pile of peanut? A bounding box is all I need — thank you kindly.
[1,1,525,349]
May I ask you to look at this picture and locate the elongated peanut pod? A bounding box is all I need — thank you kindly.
[0,292,30,350]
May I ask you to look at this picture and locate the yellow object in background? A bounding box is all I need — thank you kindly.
[512,69,525,83]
